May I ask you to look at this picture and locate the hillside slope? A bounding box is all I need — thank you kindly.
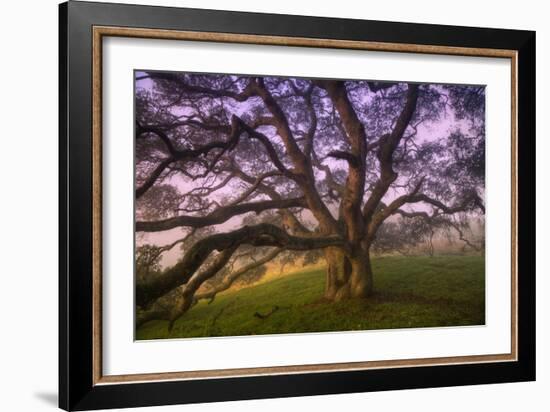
[136,255,485,340]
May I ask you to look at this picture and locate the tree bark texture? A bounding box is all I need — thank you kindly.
[324,247,373,301]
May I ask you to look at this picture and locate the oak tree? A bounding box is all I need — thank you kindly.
[134,72,485,328]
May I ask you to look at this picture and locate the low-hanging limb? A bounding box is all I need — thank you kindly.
[136,247,236,329]
[195,248,283,303]
[136,223,345,309]
[168,246,238,329]
[137,247,283,328]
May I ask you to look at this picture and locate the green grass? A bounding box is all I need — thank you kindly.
[136,255,485,340]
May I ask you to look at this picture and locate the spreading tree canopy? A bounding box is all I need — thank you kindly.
[134,72,485,328]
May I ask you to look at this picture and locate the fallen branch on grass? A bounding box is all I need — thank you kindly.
[253,306,280,319]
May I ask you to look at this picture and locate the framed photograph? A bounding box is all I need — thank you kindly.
[59,1,535,410]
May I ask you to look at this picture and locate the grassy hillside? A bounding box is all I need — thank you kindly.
[136,255,485,340]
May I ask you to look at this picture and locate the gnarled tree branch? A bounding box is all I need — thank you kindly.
[136,223,345,308]
[363,84,420,223]
[136,197,307,232]
[196,248,284,303]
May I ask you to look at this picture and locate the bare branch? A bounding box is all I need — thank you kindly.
[235,119,293,176]
[136,223,345,308]
[150,229,197,261]
[363,84,420,222]
[145,72,258,102]
[168,247,238,328]
[254,78,338,233]
[406,192,484,215]
[196,248,284,303]
[137,248,283,328]
[226,171,282,206]
[136,116,243,198]
[366,177,425,241]
[136,157,177,199]
[447,220,482,251]
[136,197,307,232]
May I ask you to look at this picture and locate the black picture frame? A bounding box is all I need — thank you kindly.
[59,1,536,410]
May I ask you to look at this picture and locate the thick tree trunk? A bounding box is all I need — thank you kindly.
[348,252,374,298]
[324,247,351,300]
[324,247,373,301]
